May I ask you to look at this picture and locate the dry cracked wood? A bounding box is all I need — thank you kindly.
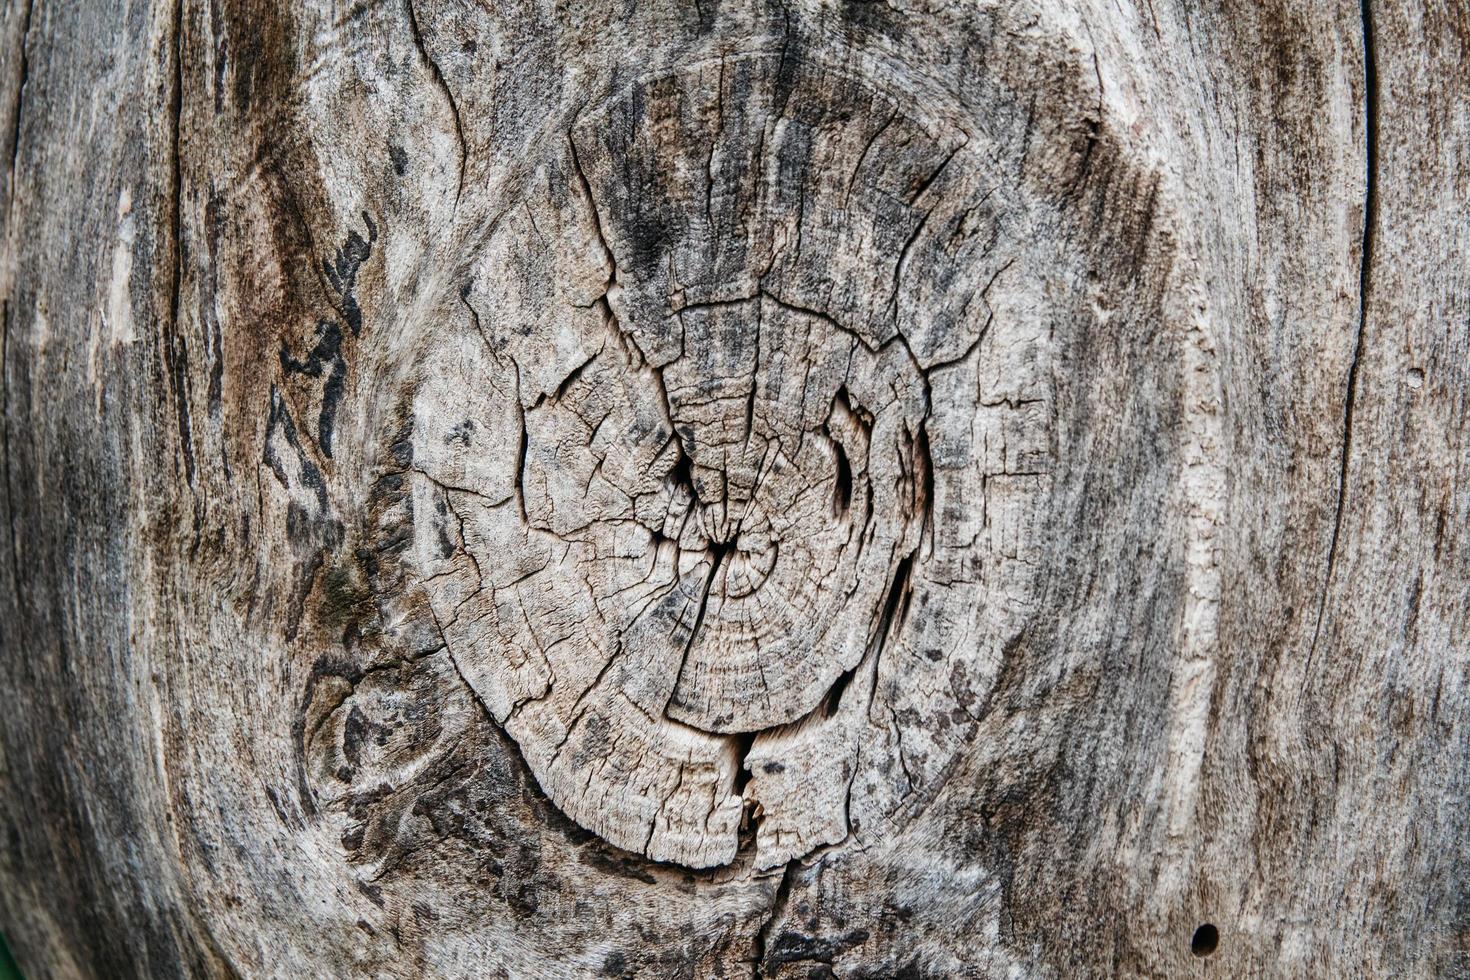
[416,52,1051,871]
[0,0,1467,977]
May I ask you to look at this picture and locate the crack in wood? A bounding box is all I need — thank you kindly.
[752,858,799,979]
[405,0,466,207]
[1304,0,1378,688]
[667,538,730,714]
[0,0,28,606]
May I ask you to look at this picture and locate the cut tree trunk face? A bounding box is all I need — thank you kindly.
[1,0,1467,978]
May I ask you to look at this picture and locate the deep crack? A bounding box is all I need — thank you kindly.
[752,859,800,979]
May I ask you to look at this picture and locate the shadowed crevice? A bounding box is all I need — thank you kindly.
[1304,0,1378,686]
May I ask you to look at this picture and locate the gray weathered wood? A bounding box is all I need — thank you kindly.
[0,0,1465,976]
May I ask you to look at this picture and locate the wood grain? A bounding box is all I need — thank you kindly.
[0,0,1464,977]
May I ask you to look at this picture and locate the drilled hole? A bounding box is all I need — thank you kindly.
[1191,923,1219,958]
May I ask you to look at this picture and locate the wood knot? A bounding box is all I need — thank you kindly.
[397,51,1057,870]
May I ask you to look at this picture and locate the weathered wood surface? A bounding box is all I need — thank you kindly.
[0,0,1466,976]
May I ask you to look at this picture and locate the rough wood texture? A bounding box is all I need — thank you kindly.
[0,0,1465,977]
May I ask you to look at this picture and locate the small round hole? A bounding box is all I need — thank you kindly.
[1191,923,1219,958]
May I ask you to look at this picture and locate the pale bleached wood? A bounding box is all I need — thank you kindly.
[0,0,1465,977]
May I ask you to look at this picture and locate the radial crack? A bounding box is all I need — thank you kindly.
[667,541,731,712]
